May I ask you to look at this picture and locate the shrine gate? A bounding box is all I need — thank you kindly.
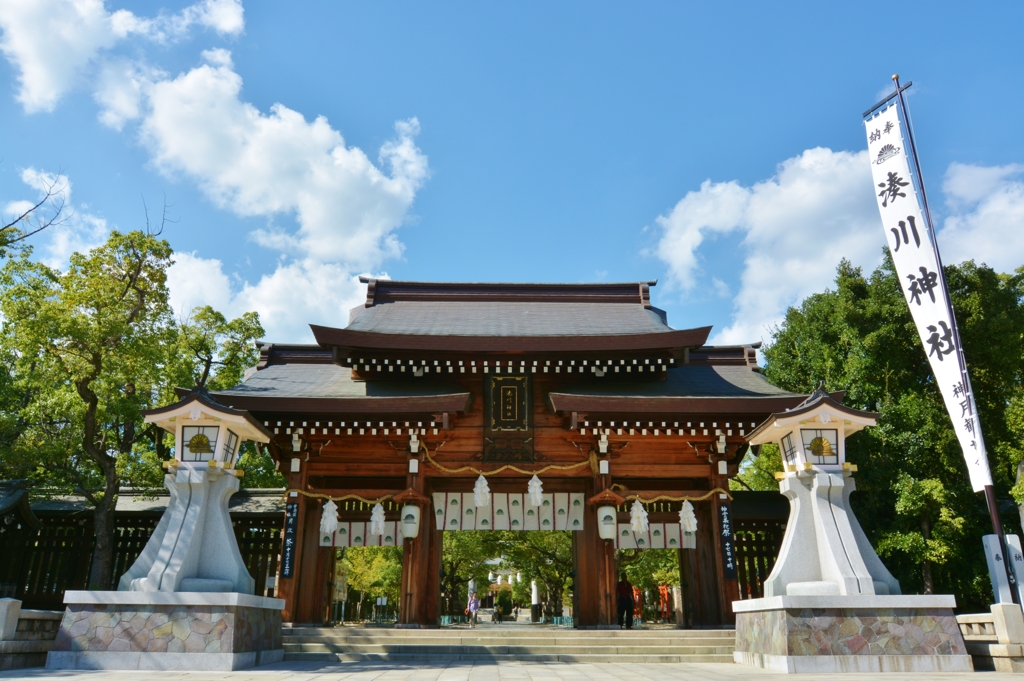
[208,279,818,627]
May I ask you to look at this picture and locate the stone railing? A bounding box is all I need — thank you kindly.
[957,604,1024,672]
[0,598,63,670]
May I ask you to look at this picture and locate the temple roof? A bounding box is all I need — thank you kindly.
[345,301,674,338]
[212,355,473,414]
[210,343,812,417]
[310,279,711,354]
[0,479,42,530]
[547,365,808,414]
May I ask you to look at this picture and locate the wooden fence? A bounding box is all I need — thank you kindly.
[0,511,282,610]
[733,518,786,600]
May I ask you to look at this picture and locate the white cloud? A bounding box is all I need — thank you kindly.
[167,253,372,342]
[147,51,428,341]
[654,180,748,290]
[939,163,1024,273]
[0,0,243,113]
[140,50,429,271]
[3,168,109,269]
[94,58,164,130]
[654,148,884,346]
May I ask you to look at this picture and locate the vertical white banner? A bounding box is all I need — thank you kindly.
[864,104,992,492]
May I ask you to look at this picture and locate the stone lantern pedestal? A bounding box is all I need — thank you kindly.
[47,591,282,671]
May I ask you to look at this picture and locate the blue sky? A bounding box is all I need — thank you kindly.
[1,1,1022,343]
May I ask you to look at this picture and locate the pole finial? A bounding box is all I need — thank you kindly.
[892,74,899,81]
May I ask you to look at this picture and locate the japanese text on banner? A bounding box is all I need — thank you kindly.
[863,105,991,492]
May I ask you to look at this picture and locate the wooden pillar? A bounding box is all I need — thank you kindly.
[398,467,441,627]
[710,452,739,625]
[576,479,617,628]
[275,442,331,625]
[294,499,332,623]
[692,500,722,625]
[399,522,441,626]
[711,492,739,625]
[678,547,694,628]
[276,446,303,623]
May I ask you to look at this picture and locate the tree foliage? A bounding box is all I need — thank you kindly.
[0,230,174,588]
[481,531,573,616]
[751,254,1024,609]
[0,230,273,588]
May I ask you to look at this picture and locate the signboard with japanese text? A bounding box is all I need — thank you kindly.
[718,504,736,580]
[282,502,299,578]
[864,104,992,492]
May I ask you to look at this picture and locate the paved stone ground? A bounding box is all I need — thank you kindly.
[0,660,1017,681]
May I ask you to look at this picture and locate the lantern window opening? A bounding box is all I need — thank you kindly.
[223,429,240,463]
[801,428,839,465]
[181,425,220,462]
[780,433,797,466]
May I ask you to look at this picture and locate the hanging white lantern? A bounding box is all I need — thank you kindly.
[679,500,697,549]
[320,500,339,543]
[630,499,649,534]
[474,475,491,507]
[597,506,617,540]
[369,502,386,536]
[527,475,543,507]
[401,505,421,539]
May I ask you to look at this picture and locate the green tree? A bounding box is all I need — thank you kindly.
[482,531,573,617]
[733,444,783,491]
[163,306,264,395]
[755,254,1024,610]
[618,549,680,590]
[440,531,492,616]
[0,230,173,589]
[877,472,965,594]
[159,305,282,488]
[340,546,403,620]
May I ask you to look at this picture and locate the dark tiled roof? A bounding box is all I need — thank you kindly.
[547,365,808,414]
[554,366,797,399]
[0,480,41,529]
[212,363,472,414]
[346,301,673,337]
[309,279,713,353]
[360,279,658,306]
[30,489,285,516]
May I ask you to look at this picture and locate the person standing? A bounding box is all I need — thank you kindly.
[466,591,480,628]
[616,573,634,629]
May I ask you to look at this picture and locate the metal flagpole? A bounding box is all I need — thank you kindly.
[890,74,1018,603]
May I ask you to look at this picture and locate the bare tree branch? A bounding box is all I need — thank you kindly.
[0,170,73,246]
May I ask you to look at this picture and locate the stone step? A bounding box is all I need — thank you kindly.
[284,643,735,655]
[283,636,734,647]
[283,627,734,638]
[283,652,736,664]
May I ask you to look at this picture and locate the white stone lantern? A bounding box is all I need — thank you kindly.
[48,389,284,672]
[745,385,897,597]
[118,388,272,594]
[732,385,971,673]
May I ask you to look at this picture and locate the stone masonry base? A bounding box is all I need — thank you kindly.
[733,595,973,674]
[46,591,284,671]
[734,650,973,673]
